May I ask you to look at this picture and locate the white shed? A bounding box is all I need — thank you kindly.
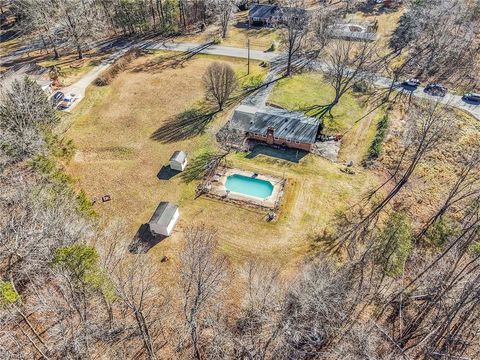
[170,151,187,171]
[148,202,179,236]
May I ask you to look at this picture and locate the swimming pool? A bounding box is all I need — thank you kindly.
[225,174,274,199]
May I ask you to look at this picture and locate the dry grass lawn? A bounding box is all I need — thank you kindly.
[63,52,378,268]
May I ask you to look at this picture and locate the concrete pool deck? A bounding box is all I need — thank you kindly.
[207,168,285,210]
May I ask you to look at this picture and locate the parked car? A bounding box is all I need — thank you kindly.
[424,83,447,97]
[57,93,77,110]
[403,78,420,87]
[462,92,480,103]
[50,91,64,107]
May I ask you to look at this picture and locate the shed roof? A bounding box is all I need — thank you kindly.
[229,105,321,144]
[149,202,178,228]
[248,4,279,19]
[170,150,187,163]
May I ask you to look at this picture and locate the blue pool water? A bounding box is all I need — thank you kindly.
[225,174,274,199]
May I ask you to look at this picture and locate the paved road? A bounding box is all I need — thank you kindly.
[145,41,277,62]
[59,40,479,119]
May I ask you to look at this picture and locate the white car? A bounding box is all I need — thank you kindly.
[403,79,421,87]
[58,93,77,110]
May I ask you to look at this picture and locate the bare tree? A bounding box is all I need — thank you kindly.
[55,0,106,59]
[416,149,480,241]
[389,0,480,89]
[202,62,238,110]
[178,224,228,360]
[330,101,453,256]
[211,0,236,39]
[233,260,285,359]
[279,0,309,76]
[111,253,166,360]
[12,0,62,58]
[306,39,379,119]
[278,258,359,358]
[0,78,58,164]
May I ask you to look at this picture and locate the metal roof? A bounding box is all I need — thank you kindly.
[248,4,279,19]
[169,150,186,163]
[149,202,178,228]
[229,105,321,144]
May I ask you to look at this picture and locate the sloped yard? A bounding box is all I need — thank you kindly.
[64,53,379,267]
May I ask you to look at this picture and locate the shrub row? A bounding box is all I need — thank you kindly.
[95,48,142,86]
[367,114,389,160]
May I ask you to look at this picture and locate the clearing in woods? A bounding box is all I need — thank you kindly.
[64,51,378,267]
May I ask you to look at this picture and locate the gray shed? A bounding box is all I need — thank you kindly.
[169,151,187,171]
[148,202,179,236]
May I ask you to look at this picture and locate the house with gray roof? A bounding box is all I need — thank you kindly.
[228,105,321,151]
[148,202,179,236]
[248,3,308,28]
[248,4,281,27]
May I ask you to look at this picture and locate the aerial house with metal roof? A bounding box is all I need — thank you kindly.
[228,105,321,152]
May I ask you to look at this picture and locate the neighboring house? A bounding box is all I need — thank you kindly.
[327,20,378,42]
[169,151,188,172]
[247,4,307,28]
[148,202,179,237]
[248,4,281,27]
[228,105,321,152]
[0,63,53,94]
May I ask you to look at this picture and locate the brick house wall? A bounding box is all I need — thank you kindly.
[248,132,313,152]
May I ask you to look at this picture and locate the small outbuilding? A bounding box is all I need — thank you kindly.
[169,151,187,171]
[148,202,179,237]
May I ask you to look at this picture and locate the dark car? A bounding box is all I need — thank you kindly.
[50,91,64,107]
[425,83,448,97]
[462,92,480,103]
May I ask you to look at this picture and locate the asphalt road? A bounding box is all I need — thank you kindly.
[53,40,480,119]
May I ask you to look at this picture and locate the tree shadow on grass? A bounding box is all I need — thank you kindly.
[131,42,214,74]
[150,105,219,143]
[180,151,225,183]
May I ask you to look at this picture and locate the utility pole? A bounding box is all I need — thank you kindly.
[247,39,250,75]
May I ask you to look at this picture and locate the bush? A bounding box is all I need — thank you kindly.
[269,41,279,52]
[0,281,20,308]
[374,211,413,278]
[352,80,369,93]
[95,48,142,86]
[367,114,389,160]
[212,35,223,45]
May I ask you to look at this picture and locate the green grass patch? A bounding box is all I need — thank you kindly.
[0,281,20,308]
[268,73,365,134]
